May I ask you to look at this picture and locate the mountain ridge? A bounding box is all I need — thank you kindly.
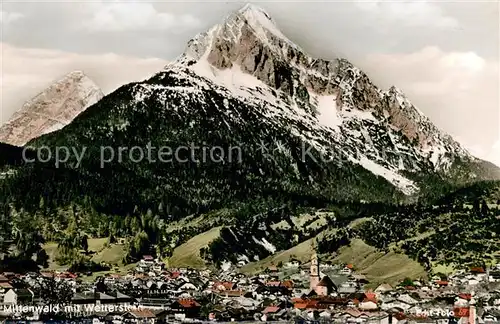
[168,4,497,192]
[0,71,103,146]
[13,3,499,206]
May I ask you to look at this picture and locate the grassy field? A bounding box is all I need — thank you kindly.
[42,242,66,271]
[240,234,426,287]
[91,243,126,265]
[348,217,373,229]
[333,239,427,287]
[240,238,315,274]
[88,238,108,252]
[42,238,127,271]
[431,263,456,276]
[79,263,137,282]
[168,226,222,269]
[165,209,230,233]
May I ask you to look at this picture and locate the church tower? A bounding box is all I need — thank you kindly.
[310,240,320,290]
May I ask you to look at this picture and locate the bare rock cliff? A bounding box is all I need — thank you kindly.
[0,71,103,146]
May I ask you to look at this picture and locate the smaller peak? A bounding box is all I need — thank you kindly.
[53,71,102,92]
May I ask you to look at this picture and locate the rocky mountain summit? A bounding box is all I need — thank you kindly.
[170,4,496,194]
[0,71,103,146]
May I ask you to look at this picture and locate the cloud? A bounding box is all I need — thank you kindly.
[0,43,169,123]
[486,139,500,167]
[0,10,25,25]
[463,139,500,168]
[362,46,499,161]
[355,0,459,29]
[80,2,200,32]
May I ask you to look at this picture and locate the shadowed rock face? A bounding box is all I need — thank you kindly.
[0,71,103,146]
[170,3,476,179]
[184,5,342,98]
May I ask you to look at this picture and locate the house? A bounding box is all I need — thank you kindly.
[381,299,412,312]
[397,293,418,305]
[375,283,393,294]
[3,288,34,305]
[266,265,279,273]
[281,280,294,290]
[293,299,320,310]
[107,291,135,305]
[212,281,236,291]
[72,292,100,306]
[256,284,291,296]
[266,281,281,288]
[177,282,199,292]
[313,276,337,296]
[339,309,369,322]
[169,271,181,280]
[316,297,349,308]
[0,275,10,284]
[170,298,201,318]
[55,271,78,280]
[151,309,171,324]
[483,311,499,323]
[284,260,301,268]
[143,255,154,262]
[72,292,122,306]
[455,298,470,309]
[414,291,435,303]
[470,267,485,274]
[262,305,281,320]
[123,309,156,324]
[227,296,258,310]
[352,274,369,284]
[103,274,120,285]
[435,280,449,287]
[489,269,500,282]
[338,281,358,294]
[358,291,378,310]
[0,276,13,299]
[218,290,245,298]
[138,255,155,270]
[152,262,165,273]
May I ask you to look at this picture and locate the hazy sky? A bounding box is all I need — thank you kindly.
[1,0,499,165]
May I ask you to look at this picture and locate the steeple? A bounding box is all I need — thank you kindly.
[310,239,320,290]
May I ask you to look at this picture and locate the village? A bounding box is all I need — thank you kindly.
[1,251,500,324]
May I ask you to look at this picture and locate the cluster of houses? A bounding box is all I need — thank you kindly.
[1,253,500,323]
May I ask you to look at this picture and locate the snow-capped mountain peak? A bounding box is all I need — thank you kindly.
[20,4,494,201]
[163,4,486,194]
[238,3,273,21]
[174,3,302,66]
[236,3,298,48]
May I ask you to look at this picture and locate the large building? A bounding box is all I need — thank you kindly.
[310,251,320,291]
[309,246,336,296]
